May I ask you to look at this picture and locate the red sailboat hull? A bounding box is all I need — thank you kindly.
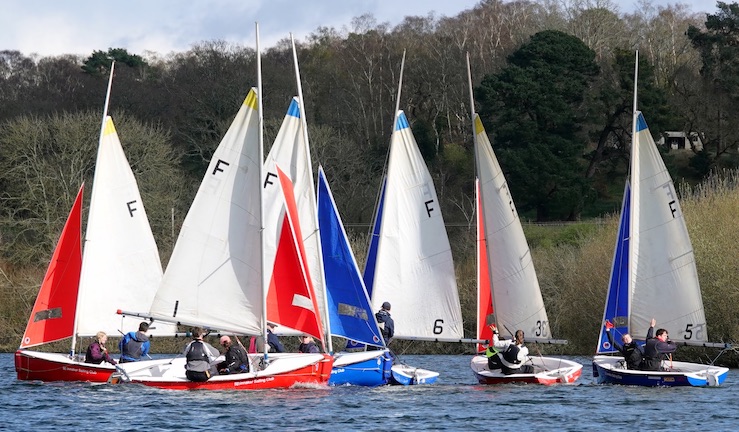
[15,350,115,382]
[470,355,582,385]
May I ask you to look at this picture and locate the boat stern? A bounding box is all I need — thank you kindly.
[15,350,115,382]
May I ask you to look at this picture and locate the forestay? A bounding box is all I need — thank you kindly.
[19,186,84,348]
[596,183,631,354]
[265,166,325,342]
[475,180,493,353]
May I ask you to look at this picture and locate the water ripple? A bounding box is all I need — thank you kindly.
[1,354,736,431]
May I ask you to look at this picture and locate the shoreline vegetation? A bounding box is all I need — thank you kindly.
[2,169,738,367]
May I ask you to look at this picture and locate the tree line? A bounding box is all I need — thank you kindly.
[1,0,738,269]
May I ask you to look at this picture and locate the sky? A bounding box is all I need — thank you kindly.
[0,0,715,58]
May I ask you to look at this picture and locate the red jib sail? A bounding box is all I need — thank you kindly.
[20,184,84,349]
[266,166,324,343]
[476,180,493,353]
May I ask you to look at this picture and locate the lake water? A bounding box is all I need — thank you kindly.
[2,353,737,431]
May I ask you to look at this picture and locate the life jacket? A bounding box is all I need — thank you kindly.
[485,346,499,358]
[502,343,522,364]
[120,332,147,360]
[186,340,211,363]
[623,342,643,370]
[298,342,320,353]
[223,346,249,373]
[85,341,104,364]
[376,310,393,341]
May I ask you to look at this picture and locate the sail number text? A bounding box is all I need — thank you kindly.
[433,319,444,335]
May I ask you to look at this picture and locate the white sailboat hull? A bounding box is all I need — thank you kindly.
[390,364,440,385]
[110,353,333,390]
[470,354,582,385]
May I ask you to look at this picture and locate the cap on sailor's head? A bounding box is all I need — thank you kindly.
[382,302,391,310]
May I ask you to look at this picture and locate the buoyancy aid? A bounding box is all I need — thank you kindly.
[623,342,643,370]
[186,341,211,362]
[502,344,522,364]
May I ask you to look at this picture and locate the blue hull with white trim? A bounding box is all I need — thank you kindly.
[390,364,439,385]
[329,350,392,386]
[593,355,728,387]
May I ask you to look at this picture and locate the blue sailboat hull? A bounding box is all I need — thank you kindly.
[390,364,440,385]
[592,356,728,387]
[329,350,393,386]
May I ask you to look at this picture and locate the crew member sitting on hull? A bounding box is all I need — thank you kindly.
[604,319,643,370]
[486,324,533,375]
[641,318,677,371]
[183,327,219,382]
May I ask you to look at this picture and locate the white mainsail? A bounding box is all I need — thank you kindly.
[370,110,464,341]
[75,117,176,337]
[149,89,263,335]
[628,111,707,342]
[263,97,326,329]
[473,114,551,340]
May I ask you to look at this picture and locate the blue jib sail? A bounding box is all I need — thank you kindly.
[362,175,387,298]
[318,168,384,348]
[597,182,631,354]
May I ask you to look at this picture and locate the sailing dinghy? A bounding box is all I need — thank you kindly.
[466,58,582,385]
[592,53,729,387]
[362,53,477,385]
[364,109,466,385]
[264,36,393,386]
[111,87,332,390]
[15,64,176,382]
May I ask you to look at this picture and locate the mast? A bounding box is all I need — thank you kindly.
[466,53,501,333]
[627,50,638,335]
[465,52,486,343]
[391,50,406,134]
[372,49,406,342]
[70,60,116,358]
[362,51,406,299]
[290,34,332,353]
[100,61,116,134]
[466,53,475,126]
[256,22,268,362]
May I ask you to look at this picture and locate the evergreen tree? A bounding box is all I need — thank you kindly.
[82,48,147,76]
[476,30,599,220]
